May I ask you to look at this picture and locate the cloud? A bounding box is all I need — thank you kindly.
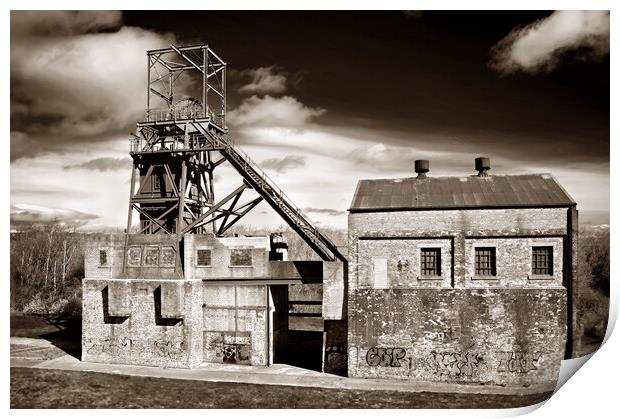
[304,207,346,216]
[490,11,610,74]
[10,10,122,36]
[236,66,287,94]
[10,11,175,160]
[63,157,132,172]
[259,155,306,173]
[10,204,99,227]
[227,95,325,128]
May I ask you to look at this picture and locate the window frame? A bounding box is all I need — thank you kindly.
[418,247,442,279]
[529,245,555,280]
[98,249,108,267]
[196,248,213,267]
[473,246,497,279]
[229,248,253,267]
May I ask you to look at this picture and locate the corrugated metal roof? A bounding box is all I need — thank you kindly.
[349,174,576,211]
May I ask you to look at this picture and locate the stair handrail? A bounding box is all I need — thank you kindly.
[210,131,332,247]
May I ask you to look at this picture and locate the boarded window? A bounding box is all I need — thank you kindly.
[127,246,142,267]
[230,249,252,266]
[420,248,441,276]
[197,249,212,266]
[160,246,176,267]
[532,246,553,276]
[372,258,388,288]
[475,247,496,277]
[143,246,159,266]
[99,249,108,266]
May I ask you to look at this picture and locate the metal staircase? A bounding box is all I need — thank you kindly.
[194,123,346,262]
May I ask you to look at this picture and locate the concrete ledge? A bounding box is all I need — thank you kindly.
[32,354,555,396]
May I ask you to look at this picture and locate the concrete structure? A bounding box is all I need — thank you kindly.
[346,160,577,389]
[83,233,347,371]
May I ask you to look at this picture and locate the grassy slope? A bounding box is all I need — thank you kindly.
[10,368,552,409]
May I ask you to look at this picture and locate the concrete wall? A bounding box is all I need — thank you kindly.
[349,208,569,289]
[347,288,566,389]
[202,284,269,366]
[82,278,203,368]
[84,234,125,279]
[347,207,570,386]
[184,234,270,279]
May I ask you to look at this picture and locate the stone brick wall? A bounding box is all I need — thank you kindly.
[347,207,571,385]
[349,208,569,290]
[84,234,125,279]
[184,234,270,280]
[82,278,203,368]
[463,237,563,288]
[348,288,566,389]
[356,239,452,289]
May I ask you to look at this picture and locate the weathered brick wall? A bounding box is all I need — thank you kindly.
[82,278,203,368]
[348,288,566,389]
[184,234,270,279]
[463,237,563,288]
[347,207,570,386]
[202,284,269,365]
[357,239,452,288]
[349,208,569,289]
[84,234,125,279]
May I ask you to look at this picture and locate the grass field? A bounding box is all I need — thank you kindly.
[10,367,552,409]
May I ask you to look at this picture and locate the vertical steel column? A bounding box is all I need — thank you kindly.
[178,159,187,234]
[222,64,226,127]
[203,46,208,118]
[126,164,137,233]
[146,53,151,121]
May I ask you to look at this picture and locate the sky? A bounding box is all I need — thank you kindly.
[10,10,610,231]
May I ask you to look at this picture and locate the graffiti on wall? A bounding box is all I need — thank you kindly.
[85,337,186,361]
[86,337,131,356]
[364,346,481,378]
[497,351,540,373]
[366,347,407,367]
[424,351,481,377]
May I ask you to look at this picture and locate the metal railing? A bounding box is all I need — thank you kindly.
[130,133,213,153]
[210,132,331,254]
[145,107,225,127]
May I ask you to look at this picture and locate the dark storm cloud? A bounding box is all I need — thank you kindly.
[10,10,122,36]
[304,207,346,216]
[63,157,132,172]
[10,11,173,161]
[10,205,99,227]
[259,155,306,173]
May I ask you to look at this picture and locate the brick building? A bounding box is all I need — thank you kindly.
[346,158,577,388]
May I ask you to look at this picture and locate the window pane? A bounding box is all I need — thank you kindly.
[532,246,553,275]
[197,249,212,266]
[230,249,252,266]
[475,247,496,276]
[99,250,107,266]
[420,248,441,276]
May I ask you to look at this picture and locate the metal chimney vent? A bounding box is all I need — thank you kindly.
[475,157,491,177]
[414,160,429,179]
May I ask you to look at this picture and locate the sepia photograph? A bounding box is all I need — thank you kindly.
[8,7,612,411]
